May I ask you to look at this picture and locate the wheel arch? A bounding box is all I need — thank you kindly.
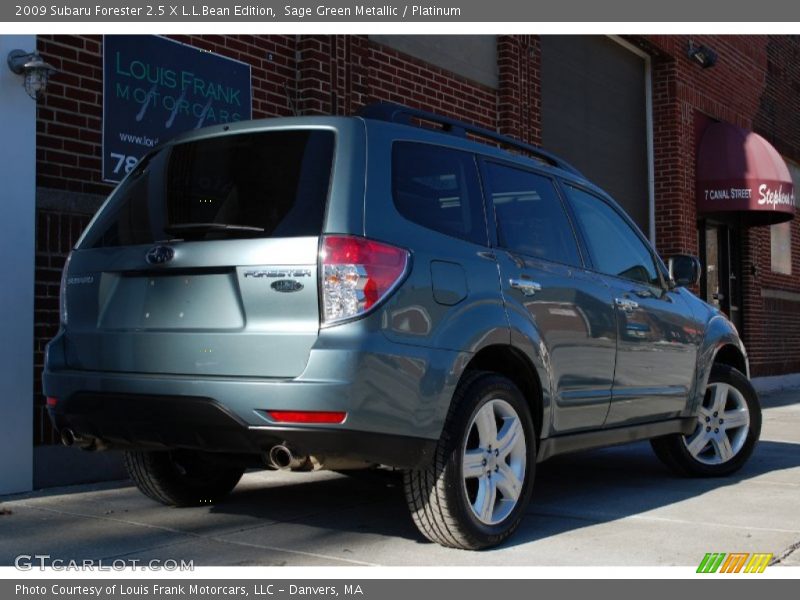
[461,344,545,443]
[690,314,751,416]
[713,343,748,377]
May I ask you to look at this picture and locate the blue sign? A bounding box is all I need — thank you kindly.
[102,35,252,182]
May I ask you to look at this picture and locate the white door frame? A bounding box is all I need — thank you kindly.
[0,34,36,495]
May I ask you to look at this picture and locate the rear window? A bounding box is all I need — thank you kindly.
[391,142,487,245]
[82,130,335,248]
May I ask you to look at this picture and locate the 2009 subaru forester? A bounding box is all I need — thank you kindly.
[45,103,761,550]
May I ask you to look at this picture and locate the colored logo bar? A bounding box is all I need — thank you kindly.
[697,553,773,573]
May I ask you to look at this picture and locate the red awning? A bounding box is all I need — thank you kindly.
[696,122,795,225]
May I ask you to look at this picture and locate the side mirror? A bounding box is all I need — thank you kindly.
[668,255,702,287]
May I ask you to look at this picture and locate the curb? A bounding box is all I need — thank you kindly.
[751,373,800,394]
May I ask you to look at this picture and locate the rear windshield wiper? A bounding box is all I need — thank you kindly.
[163,222,265,236]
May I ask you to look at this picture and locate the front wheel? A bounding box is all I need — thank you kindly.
[404,372,536,550]
[651,364,761,477]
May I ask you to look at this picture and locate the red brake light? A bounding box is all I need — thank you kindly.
[46,397,58,407]
[267,410,347,424]
[321,235,409,324]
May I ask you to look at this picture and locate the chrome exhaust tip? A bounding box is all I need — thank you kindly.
[268,444,307,470]
[60,429,76,447]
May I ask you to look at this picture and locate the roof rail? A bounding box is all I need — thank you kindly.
[357,102,583,176]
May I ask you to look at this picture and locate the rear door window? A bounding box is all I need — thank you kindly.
[82,130,335,248]
[392,142,487,245]
[484,162,582,267]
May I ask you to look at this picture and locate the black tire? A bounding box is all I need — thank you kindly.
[124,449,245,507]
[651,364,761,477]
[403,371,536,550]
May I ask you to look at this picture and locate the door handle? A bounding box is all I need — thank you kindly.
[615,297,639,312]
[509,278,542,297]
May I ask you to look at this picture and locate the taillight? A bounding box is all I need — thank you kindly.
[59,252,72,325]
[320,235,409,324]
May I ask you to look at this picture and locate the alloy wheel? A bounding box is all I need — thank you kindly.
[682,382,750,465]
[461,398,527,525]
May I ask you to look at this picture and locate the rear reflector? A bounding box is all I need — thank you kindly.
[267,410,346,424]
[46,397,58,407]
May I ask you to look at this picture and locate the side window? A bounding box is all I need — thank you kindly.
[392,142,487,245]
[485,163,582,266]
[565,185,661,286]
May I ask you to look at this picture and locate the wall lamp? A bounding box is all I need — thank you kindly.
[6,49,58,100]
[687,41,718,69]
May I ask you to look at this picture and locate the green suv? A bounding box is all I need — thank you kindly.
[44,103,761,550]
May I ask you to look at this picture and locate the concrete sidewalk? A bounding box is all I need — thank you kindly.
[1,386,799,567]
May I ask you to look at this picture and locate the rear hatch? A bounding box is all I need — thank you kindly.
[62,127,336,378]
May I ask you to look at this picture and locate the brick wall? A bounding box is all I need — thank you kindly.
[33,211,91,444]
[292,35,498,124]
[36,35,107,197]
[746,36,800,375]
[638,35,800,376]
[641,35,770,256]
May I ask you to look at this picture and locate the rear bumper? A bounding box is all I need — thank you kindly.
[47,392,435,468]
[43,329,459,469]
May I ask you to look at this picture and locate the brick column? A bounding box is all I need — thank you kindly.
[651,57,698,257]
[295,35,333,115]
[497,35,541,145]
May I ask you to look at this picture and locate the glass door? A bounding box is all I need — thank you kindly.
[700,221,743,333]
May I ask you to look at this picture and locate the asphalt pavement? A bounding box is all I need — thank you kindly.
[1,385,798,567]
